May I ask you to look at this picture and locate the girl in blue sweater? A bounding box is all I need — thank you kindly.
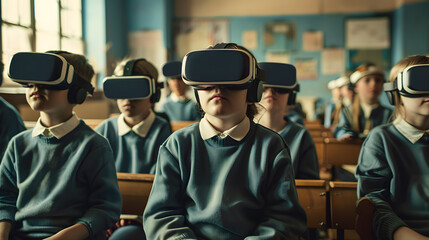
[334,63,392,140]
[257,62,319,180]
[0,51,121,240]
[356,55,429,240]
[143,43,306,239]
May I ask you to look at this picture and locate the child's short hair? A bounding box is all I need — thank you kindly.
[56,52,94,83]
[388,55,429,119]
[114,58,158,81]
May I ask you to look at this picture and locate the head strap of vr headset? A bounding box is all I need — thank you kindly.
[45,50,94,95]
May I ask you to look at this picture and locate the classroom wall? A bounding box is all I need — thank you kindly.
[83,0,429,118]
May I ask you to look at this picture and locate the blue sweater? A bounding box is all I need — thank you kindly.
[0,97,25,158]
[0,121,122,239]
[324,102,336,128]
[95,115,171,174]
[334,104,392,139]
[161,96,201,122]
[278,120,319,179]
[356,124,429,239]
[143,122,307,240]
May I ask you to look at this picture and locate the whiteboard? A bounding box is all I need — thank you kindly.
[346,17,390,49]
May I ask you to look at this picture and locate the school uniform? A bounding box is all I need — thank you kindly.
[143,116,307,239]
[279,119,319,179]
[356,120,429,240]
[324,101,336,128]
[287,109,305,125]
[161,93,201,121]
[95,110,171,174]
[0,97,26,157]
[0,114,121,239]
[334,103,393,139]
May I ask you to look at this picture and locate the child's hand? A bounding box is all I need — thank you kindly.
[338,133,354,142]
[394,226,429,240]
[105,219,136,238]
[43,223,89,240]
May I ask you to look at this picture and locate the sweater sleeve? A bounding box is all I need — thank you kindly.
[77,143,122,237]
[0,140,18,222]
[246,148,307,240]
[355,134,406,240]
[296,131,320,180]
[143,144,198,240]
[334,109,356,138]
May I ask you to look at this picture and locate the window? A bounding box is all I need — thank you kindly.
[1,0,83,87]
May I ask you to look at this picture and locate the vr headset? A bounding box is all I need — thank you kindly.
[162,61,182,78]
[102,59,162,103]
[384,64,429,105]
[181,48,265,102]
[8,52,94,104]
[258,62,298,105]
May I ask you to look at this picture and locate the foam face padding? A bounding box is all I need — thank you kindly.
[162,61,182,77]
[103,76,154,99]
[182,49,254,86]
[258,62,297,89]
[8,52,70,88]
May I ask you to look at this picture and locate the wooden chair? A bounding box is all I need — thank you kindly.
[170,121,198,132]
[295,179,328,229]
[324,138,364,166]
[329,181,358,240]
[355,197,375,240]
[116,173,155,220]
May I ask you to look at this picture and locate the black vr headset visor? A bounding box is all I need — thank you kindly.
[8,52,93,94]
[103,76,158,100]
[162,61,182,78]
[258,62,297,92]
[384,64,429,97]
[182,49,258,89]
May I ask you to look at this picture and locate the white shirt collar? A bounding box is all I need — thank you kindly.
[394,118,429,144]
[32,113,80,139]
[170,92,188,102]
[117,110,155,137]
[199,115,250,141]
[361,102,379,118]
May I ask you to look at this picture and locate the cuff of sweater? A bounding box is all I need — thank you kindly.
[383,217,407,240]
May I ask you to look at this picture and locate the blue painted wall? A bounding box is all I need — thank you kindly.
[83,1,429,108]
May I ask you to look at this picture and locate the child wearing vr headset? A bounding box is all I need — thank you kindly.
[324,78,342,128]
[0,62,26,158]
[96,58,171,175]
[143,43,306,239]
[256,62,319,180]
[356,55,429,240]
[161,61,201,121]
[0,51,122,240]
[334,63,393,141]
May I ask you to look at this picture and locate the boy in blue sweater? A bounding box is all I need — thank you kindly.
[96,58,171,174]
[0,51,121,239]
[143,43,306,239]
[0,62,26,158]
[257,62,319,180]
[161,61,200,121]
[356,55,429,240]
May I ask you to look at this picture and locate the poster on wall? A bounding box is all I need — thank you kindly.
[302,31,323,51]
[173,19,229,59]
[295,58,318,80]
[265,51,291,63]
[346,17,390,49]
[242,30,258,50]
[322,48,345,75]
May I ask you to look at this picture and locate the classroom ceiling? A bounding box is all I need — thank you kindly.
[175,0,426,17]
